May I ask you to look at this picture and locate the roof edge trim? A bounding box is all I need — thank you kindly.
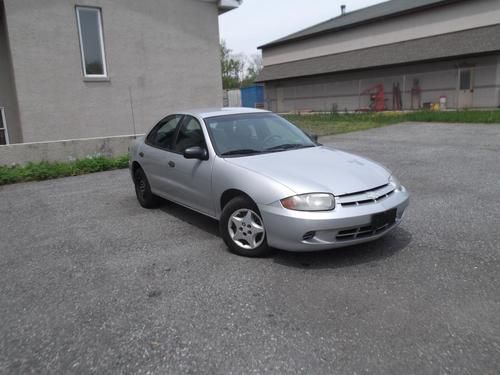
[259,0,463,50]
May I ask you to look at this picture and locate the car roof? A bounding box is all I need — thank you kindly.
[180,107,270,119]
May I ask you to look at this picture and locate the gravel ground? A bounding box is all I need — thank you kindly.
[0,122,499,374]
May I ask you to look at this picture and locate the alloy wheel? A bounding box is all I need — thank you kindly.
[227,209,265,250]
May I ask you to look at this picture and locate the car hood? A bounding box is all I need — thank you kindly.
[224,146,391,196]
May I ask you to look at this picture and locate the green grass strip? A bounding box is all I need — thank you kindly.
[285,110,500,136]
[0,155,129,186]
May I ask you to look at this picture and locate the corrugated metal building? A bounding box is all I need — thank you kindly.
[256,0,500,112]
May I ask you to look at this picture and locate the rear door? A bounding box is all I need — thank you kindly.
[458,67,474,109]
[139,114,183,196]
[167,115,215,216]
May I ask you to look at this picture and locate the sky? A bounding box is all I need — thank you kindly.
[219,0,387,57]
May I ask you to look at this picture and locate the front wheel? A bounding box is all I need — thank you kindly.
[220,197,271,257]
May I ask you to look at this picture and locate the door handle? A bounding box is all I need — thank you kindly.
[168,161,175,168]
[139,152,144,157]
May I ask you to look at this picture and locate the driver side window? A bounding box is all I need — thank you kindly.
[173,116,206,153]
[146,115,183,150]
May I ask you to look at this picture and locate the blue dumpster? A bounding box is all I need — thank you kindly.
[241,85,265,108]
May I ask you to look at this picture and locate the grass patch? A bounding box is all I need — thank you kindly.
[286,113,400,136]
[403,110,500,123]
[0,155,129,186]
[285,110,500,136]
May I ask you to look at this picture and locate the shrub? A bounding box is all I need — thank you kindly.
[0,155,129,186]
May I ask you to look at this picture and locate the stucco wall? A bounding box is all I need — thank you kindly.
[265,56,500,113]
[263,0,500,66]
[3,0,222,143]
[0,134,140,166]
[0,1,21,143]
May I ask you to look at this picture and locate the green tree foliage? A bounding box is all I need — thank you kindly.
[241,54,263,88]
[221,40,243,90]
[221,40,263,89]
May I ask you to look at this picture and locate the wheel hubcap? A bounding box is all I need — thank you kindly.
[136,176,146,196]
[138,180,146,192]
[228,209,265,250]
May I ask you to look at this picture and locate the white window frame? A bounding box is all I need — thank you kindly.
[0,107,9,145]
[76,6,108,79]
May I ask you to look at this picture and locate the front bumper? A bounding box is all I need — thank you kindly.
[258,187,410,252]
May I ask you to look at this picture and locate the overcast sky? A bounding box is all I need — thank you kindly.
[219,0,387,57]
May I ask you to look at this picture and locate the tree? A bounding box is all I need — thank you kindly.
[221,40,263,89]
[241,54,263,88]
[221,40,244,90]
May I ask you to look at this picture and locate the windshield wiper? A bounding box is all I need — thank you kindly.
[265,143,315,151]
[221,149,262,156]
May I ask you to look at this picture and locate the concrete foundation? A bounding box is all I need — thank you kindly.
[0,134,142,166]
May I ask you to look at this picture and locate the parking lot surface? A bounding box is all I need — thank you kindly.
[1,122,499,374]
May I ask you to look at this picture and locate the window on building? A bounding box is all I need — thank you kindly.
[76,6,107,78]
[0,107,9,145]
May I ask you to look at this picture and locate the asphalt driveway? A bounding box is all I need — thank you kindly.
[0,122,499,374]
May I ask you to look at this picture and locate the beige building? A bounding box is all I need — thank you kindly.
[0,0,240,145]
[257,0,500,113]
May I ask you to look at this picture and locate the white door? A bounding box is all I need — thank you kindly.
[458,68,474,109]
[0,107,9,145]
[276,87,285,113]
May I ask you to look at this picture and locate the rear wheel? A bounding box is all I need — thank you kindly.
[220,196,271,257]
[133,168,161,208]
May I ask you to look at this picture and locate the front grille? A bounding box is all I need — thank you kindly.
[338,183,395,207]
[336,220,397,241]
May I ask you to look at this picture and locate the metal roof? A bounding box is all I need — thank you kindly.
[259,0,465,49]
[256,25,500,82]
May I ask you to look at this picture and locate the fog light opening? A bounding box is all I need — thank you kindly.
[302,231,316,241]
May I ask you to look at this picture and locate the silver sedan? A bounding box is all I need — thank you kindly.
[129,108,409,257]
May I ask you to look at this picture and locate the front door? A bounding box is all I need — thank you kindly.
[458,68,474,109]
[167,115,215,216]
[139,114,184,195]
[0,107,9,145]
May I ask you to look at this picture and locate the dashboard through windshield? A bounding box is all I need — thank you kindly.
[204,113,316,157]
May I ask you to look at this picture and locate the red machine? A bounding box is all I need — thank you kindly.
[361,84,386,112]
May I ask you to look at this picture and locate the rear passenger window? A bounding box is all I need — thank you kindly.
[173,116,205,153]
[146,115,183,150]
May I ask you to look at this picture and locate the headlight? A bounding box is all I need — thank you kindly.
[389,175,402,191]
[281,193,335,211]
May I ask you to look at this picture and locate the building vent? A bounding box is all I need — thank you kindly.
[341,5,346,15]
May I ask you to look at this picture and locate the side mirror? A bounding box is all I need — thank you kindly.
[183,146,208,160]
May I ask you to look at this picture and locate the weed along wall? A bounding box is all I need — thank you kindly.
[0,134,141,166]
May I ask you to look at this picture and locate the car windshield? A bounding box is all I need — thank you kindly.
[204,113,316,156]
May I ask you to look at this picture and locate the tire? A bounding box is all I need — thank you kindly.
[220,196,271,257]
[133,168,161,209]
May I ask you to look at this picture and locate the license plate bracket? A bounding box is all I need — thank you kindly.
[371,208,397,229]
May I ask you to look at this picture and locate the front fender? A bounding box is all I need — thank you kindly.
[212,157,295,218]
